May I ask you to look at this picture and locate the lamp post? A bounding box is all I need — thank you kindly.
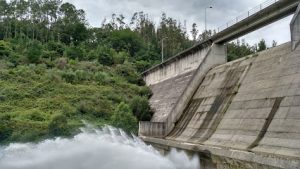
[161,37,168,63]
[205,6,213,32]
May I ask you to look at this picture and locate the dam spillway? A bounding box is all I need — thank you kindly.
[139,1,300,168]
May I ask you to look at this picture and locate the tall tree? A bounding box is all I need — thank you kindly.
[191,23,198,42]
[257,39,267,52]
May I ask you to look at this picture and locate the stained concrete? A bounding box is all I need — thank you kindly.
[149,70,196,122]
[142,43,300,169]
[140,1,300,168]
[139,44,227,137]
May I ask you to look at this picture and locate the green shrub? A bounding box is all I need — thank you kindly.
[48,114,70,136]
[61,103,77,117]
[64,46,84,60]
[139,86,152,98]
[135,60,152,72]
[46,41,65,56]
[113,51,128,64]
[9,127,48,143]
[0,40,12,59]
[87,50,98,60]
[0,115,12,143]
[95,72,111,84]
[103,90,123,103]
[46,70,63,83]
[62,70,76,83]
[130,96,153,121]
[75,70,92,81]
[29,111,45,121]
[26,40,43,63]
[115,63,144,85]
[111,102,137,133]
[0,124,13,143]
[97,46,114,66]
[109,29,143,56]
[77,99,112,118]
[56,57,68,69]
[41,50,58,61]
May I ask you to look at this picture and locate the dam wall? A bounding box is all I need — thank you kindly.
[291,3,300,50]
[139,2,300,168]
[142,43,300,168]
[139,44,227,137]
[142,41,228,123]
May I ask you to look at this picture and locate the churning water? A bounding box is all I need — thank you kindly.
[0,126,200,169]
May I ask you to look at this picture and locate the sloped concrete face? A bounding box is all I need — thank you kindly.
[142,43,300,168]
[145,45,221,123]
[139,44,227,137]
[149,70,196,122]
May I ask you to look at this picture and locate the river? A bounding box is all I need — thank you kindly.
[0,125,200,169]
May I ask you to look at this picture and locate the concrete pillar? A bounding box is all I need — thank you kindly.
[291,3,300,50]
[210,43,227,63]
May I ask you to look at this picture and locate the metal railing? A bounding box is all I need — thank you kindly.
[217,0,279,33]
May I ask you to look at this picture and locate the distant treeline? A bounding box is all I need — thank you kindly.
[0,0,275,69]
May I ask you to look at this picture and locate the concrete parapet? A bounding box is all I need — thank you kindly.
[291,2,300,50]
[138,122,166,138]
[142,42,211,86]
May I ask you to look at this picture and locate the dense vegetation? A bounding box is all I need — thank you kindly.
[0,0,274,144]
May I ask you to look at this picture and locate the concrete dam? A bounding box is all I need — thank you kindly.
[139,0,300,168]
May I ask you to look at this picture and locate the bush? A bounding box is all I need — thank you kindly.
[113,51,128,65]
[0,40,12,59]
[109,29,143,56]
[97,46,114,66]
[48,114,70,136]
[115,63,144,85]
[46,69,63,83]
[139,86,152,98]
[130,96,153,121]
[75,70,92,81]
[77,99,112,118]
[62,70,76,83]
[0,116,12,143]
[111,102,137,133]
[87,50,98,60]
[94,72,111,84]
[0,124,13,143]
[41,50,58,61]
[64,46,84,60]
[29,111,45,121]
[46,41,65,57]
[56,57,68,69]
[26,40,43,63]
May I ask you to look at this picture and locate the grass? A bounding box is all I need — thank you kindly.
[0,59,149,144]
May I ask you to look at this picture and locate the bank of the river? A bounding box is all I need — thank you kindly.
[0,59,152,144]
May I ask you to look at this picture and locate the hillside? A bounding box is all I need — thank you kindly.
[0,0,266,144]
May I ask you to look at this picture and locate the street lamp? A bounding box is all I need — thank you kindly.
[161,37,168,63]
[205,6,213,32]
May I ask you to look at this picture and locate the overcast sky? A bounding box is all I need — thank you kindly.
[64,0,293,46]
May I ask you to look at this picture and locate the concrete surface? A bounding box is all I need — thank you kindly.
[143,43,300,168]
[139,1,300,168]
[291,3,300,50]
[139,44,226,137]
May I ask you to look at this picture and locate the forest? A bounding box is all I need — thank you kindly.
[0,0,273,144]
